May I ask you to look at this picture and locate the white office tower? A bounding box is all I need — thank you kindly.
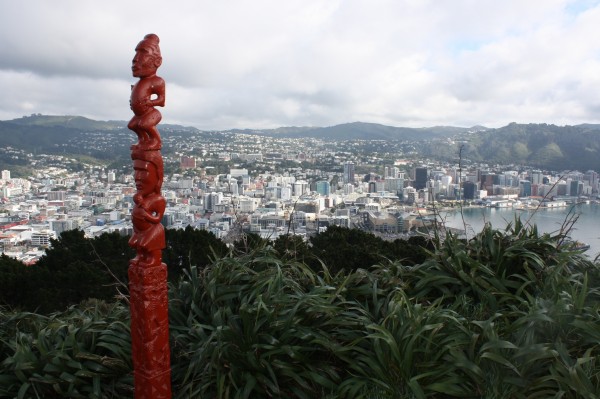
[230,181,239,195]
[107,171,116,183]
[230,168,248,177]
[281,186,292,200]
[441,175,452,186]
[293,181,309,197]
[238,198,258,213]
[344,183,355,195]
[1,170,11,181]
[441,175,452,196]
[531,171,544,185]
[384,178,404,193]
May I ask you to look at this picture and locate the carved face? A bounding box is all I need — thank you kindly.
[134,161,158,196]
[132,41,162,78]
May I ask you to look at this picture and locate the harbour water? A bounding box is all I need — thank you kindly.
[440,203,600,259]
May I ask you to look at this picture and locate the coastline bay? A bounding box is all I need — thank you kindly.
[440,203,600,258]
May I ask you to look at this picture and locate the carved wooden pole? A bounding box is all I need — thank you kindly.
[128,33,171,399]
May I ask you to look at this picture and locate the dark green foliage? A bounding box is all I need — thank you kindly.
[272,234,313,263]
[169,250,356,398]
[1,221,599,397]
[0,227,229,313]
[232,232,270,255]
[0,230,132,313]
[0,300,132,398]
[162,226,228,280]
[309,226,432,274]
[391,235,434,265]
[0,254,45,311]
[309,226,389,274]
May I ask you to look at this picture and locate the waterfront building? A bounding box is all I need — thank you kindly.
[519,180,532,197]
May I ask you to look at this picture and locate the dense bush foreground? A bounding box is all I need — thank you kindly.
[1,221,600,398]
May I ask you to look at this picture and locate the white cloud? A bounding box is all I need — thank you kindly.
[1,0,600,129]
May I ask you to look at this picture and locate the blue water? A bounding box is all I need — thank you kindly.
[440,203,600,259]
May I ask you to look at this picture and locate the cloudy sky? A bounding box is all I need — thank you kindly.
[2,0,600,130]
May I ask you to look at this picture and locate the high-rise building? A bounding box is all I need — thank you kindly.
[203,192,223,212]
[530,171,544,185]
[584,170,599,194]
[570,180,583,197]
[519,180,532,197]
[384,177,404,194]
[293,181,309,196]
[343,162,355,185]
[414,167,428,190]
[463,181,476,200]
[316,180,331,196]
[1,170,11,181]
[480,173,499,195]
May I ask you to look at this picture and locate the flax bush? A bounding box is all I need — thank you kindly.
[0,300,132,398]
[1,221,599,398]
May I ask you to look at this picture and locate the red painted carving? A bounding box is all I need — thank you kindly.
[128,33,171,399]
[129,33,166,151]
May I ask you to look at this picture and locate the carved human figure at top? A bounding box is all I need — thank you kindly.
[128,33,165,150]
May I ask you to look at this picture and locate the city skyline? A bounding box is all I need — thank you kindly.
[2,0,600,130]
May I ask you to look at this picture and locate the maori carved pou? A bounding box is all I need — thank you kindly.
[128,33,171,399]
[129,33,166,151]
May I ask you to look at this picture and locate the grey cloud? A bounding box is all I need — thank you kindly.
[1,0,600,130]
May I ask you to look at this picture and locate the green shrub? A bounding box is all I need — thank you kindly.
[0,300,132,398]
[1,222,599,398]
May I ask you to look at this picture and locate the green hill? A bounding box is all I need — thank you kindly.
[256,121,476,141]
[9,114,125,130]
[464,123,600,171]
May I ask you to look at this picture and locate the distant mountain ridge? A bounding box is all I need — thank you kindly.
[9,114,126,130]
[2,115,600,172]
[238,122,483,141]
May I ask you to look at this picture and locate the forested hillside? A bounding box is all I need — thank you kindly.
[463,122,600,171]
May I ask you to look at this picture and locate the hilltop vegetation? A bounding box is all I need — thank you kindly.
[1,222,599,398]
[0,226,428,313]
[463,122,600,171]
